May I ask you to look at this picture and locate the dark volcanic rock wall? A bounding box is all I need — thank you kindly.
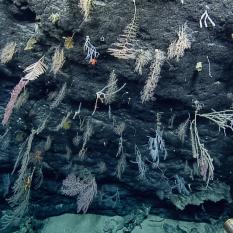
[0,0,233,230]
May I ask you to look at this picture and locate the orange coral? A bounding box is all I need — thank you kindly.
[89,58,97,65]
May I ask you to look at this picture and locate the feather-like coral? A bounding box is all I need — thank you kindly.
[79,0,93,21]
[135,49,152,75]
[141,49,166,103]
[51,47,65,75]
[23,57,47,81]
[108,0,138,59]
[0,42,16,64]
[2,57,47,125]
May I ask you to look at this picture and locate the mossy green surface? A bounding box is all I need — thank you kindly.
[41,214,225,233]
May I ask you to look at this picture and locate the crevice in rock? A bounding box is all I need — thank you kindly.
[6,0,36,22]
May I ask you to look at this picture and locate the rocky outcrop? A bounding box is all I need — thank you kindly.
[0,0,233,231]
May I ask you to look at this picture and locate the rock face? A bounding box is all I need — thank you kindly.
[0,0,233,231]
[39,213,226,233]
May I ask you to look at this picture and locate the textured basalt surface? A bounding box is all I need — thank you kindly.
[0,0,233,231]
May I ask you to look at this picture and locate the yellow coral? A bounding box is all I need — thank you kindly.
[62,120,72,130]
[63,34,75,49]
[49,13,60,24]
[24,37,37,50]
